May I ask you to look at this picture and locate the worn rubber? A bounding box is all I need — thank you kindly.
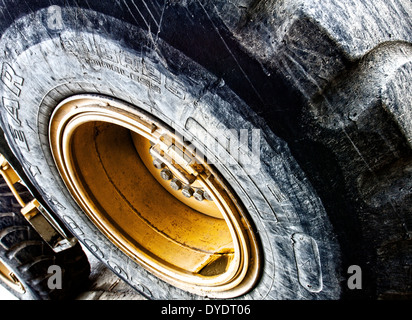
[0,1,410,299]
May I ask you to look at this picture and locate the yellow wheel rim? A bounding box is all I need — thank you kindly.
[49,95,260,297]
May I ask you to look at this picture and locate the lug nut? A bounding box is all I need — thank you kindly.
[153,159,165,169]
[203,191,213,201]
[170,178,182,191]
[193,189,204,202]
[160,169,172,180]
[182,186,194,198]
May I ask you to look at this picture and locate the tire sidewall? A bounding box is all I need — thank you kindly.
[0,6,341,299]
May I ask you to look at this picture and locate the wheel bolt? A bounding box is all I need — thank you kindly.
[153,159,165,169]
[193,189,204,202]
[203,191,213,201]
[170,178,182,191]
[160,169,172,180]
[182,186,194,198]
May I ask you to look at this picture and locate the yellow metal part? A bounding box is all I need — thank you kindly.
[0,154,76,252]
[133,135,224,220]
[49,95,261,297]
[20,199,40,220]
[0,258,25,294]
[1,155,44,221]
[0,154,25,207]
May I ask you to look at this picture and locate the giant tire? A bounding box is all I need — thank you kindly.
[0,1,410,299]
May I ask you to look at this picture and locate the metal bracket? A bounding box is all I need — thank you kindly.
[0,154,77,253]
[149,134,203,185]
